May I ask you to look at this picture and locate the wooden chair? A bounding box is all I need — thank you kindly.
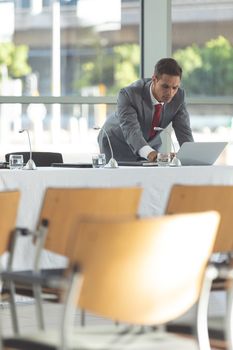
[2,186,142,332]
[2,211,220,350]
[5,152,63,167]
[165,185,233,254]
[0,191,20,336]
[165,184,233,346]
[0,191,20,262]
[38,187,142,258]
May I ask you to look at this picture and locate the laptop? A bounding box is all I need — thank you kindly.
[176,141,228,166]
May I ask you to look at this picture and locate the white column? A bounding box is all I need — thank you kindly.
[142,0,172,152]
[51,0,61,144]
[142,0,172,78]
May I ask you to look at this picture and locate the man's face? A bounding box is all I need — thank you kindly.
[151,74,181,103]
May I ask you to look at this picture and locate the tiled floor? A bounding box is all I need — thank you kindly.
[0,299,226,349]
[0,299,114,336]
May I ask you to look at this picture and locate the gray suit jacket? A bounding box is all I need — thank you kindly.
[98,78,194,161]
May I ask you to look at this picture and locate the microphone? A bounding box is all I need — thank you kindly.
[19,129,37,170]
[93,126,118,168]
[154,127,182,166]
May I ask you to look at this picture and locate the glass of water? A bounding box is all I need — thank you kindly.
[157,152,171,167]
[9,154,24,170]
[92,153,106,168]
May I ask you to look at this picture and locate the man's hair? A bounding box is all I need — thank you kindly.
[154,58,182,78]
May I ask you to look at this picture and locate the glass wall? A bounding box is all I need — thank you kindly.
[172,0,233,164]
[0,0,140,97]
[0,0,140,161]
[1,0,233,164]
[0,101,116,162]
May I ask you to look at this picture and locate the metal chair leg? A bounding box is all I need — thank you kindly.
[226,276,233,350]
[81,309,86,326]
[196,265,218,350]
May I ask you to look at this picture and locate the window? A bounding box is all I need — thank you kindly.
[172,0,233,164]
[0,0,140,161]
[0,0,140,97]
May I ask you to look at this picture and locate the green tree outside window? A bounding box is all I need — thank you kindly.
[173,36,233,96]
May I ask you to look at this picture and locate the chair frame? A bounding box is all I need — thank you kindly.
[2,186,142,333]
[2,212,220,350]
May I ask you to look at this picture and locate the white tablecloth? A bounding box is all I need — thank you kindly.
[1,165,232,315]
[2,165,233,230]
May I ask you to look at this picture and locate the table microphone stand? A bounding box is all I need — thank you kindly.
[19,129,37,170]
[94,127,118,168]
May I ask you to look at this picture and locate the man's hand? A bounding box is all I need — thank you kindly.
[147,150,157,162]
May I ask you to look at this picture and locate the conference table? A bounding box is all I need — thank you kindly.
[1,165,233,315]
[1,164,233,269]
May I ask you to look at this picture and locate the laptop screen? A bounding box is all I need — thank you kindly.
[176,142,228,166]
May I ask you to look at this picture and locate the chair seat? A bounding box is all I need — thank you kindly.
[4,325,198,350]
[2,268,64,302]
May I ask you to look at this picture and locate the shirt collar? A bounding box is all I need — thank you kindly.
[150,82,164,106]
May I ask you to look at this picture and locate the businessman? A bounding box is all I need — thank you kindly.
[98,57,194,162]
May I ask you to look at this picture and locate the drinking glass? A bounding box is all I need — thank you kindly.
[157,152,171,167]
[9,154,24,170]
[92,153,106,168]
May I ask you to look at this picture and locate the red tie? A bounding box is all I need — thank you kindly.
[149,104,162,139]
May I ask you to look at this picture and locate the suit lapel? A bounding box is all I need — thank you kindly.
[141,80,153,137]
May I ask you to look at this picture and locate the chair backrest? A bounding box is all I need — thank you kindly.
[165,185,233,253]
[0,191,20,256]
[71,212,219,325]
[38,187,142,256]
[5,152,63,167]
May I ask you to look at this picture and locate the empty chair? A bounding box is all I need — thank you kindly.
[5,152,63,167]
[2,186,142,332]
[165,184,233,344]
[0,191,20,336]
[165,184,233,254]
[0,191,20,263]
[2,211,220,350]
[38,186,142,258]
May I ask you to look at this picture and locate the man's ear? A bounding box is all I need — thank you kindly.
[152,74,158,83]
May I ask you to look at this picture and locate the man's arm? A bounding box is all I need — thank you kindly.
[117,88,148,153]
[139,145,157,161]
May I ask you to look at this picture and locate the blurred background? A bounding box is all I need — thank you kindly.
[0,0,233,164]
